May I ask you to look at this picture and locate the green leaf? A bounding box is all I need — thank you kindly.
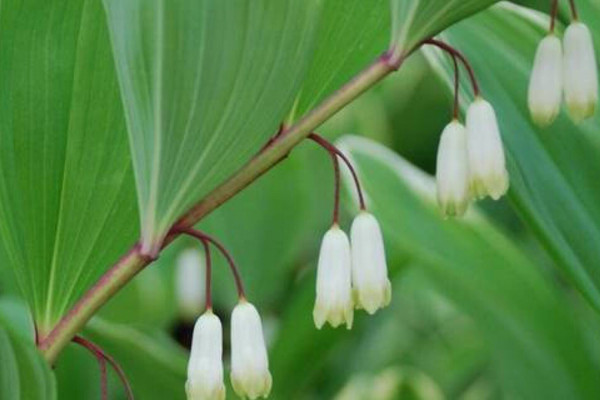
[0,317,56,400]
[0,0,138,332]
[337,135,600,400]
[389,0,501,56]
[103,0,323,253]
[423,3,600,311]
[293,0,390,118]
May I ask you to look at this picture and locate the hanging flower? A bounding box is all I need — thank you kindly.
[528,34,563,126]
[350,212,391,314]
[176,249,206,321]
[313,226,354,329]
[436,120,471,216]
[230,301,272,400]
[466,98,509,200]
[563,22,598,122]
[186,311,226,400]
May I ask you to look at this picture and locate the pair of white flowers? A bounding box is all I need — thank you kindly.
[529,22,598,126]
[186,302,271,400]
[436,98,509,217]
[314,212,392,329]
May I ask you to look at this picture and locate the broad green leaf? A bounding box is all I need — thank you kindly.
[389,0,500,57]
[423,3,600,311]
[337,135,600,400]
[0,0,138,332]
[0,318,56,400]
[103,0,322,253]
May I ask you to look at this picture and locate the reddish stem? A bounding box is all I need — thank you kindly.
[73,336,134,400]
[200,239,212,310]
[451,53,460,119]
[175,227,246,299]
[568,0,579,20]
[308,133,366,215]
[550,0,559,32]
[422,38,480,96]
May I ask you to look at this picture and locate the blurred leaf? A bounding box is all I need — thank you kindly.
[423,3,600,311]
[0,317,56,400]
[389,0,500,55]
[103,0,323,252]
[0,0,138,332]
[338,135,600,400]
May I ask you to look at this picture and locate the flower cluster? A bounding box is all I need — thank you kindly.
[309,134,392,330]
[187,302,271,400]
[175,228,272,400]
[528,2,597,125]
[425,39,509,218]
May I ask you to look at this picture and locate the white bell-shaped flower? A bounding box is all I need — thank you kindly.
[563,22,598,121]
[231,301,272,400]
[186,311,226,400]
[313,226,354,329]
[436,120,470,217]
[176,249,206,321]
[528,34,563,126]
[466,98,509,200]
[350,212,391,314]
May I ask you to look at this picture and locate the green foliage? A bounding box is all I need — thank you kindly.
[389,0,500,56]
[0,312,56,400]
[0,0,138,332]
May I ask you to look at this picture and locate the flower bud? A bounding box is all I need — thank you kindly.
[313,226,354,329]
[176,249,205,321]
[563,22,598,122]
[436,121,470,216]
[231,301,272,399]
[528,34,563,126]
[350,212,391,314]
[186,312,225,400]
[466,98,509,200]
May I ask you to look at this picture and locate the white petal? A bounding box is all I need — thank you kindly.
[466,98,509,200]
[176,249,206,321]
[231,301,272,400]
[436,121,470,217]
[350,212,392,314]
[313,226,354,329]
[528,35,563,126]
[564,22,598,122]
[186,312,225,400]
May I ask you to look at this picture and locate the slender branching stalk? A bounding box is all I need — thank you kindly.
[38,49,406,364]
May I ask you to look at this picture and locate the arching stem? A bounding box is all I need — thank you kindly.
[422,38,480,97]
[175,227,246,299]
[72,336,134,400]
[308,133,367,214]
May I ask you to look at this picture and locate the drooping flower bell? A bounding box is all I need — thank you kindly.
[350,212,391,314]
[186,311,226,400]
[435,120,471,217]
[313,226,354,329]
[176,249,206,321]
[466,98,509,200]
[563,22,598,122]
[230,301,272,400]
[528,34,563,126]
